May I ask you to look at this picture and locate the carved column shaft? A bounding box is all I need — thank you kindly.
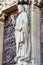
[31,3,40,65]
[0,12,5,65]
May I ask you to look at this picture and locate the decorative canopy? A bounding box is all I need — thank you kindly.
[0,0,43,12]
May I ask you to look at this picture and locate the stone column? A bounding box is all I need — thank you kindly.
[0,12,5,65]
[31,4,40,65]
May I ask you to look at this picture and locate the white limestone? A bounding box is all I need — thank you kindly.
[31,4,40,65]
[0,0,42,65]
[15,5,31,65]
[0,22,4,65]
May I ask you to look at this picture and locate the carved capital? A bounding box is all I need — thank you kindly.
[0,12,5,22]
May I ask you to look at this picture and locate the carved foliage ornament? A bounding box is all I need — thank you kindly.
[0,3,4,10]
[0,0,4,2]
[5,0,17,6]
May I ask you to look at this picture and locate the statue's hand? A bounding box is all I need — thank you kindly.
[19,27,23,32]
[14,57,18,63]
[15,27,22,31]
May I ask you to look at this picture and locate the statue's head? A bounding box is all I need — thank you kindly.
[18,5,24,13]
[23,5,29,12]
[10,15,14,19]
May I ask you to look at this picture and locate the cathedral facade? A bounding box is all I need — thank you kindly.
[0,0,43,65]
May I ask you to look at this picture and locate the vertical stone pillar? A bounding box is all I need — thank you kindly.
[31,4,40,65]
[0,13,5,65]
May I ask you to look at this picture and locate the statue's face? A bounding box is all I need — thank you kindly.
[11,15,14,19]
[18,5,24,13]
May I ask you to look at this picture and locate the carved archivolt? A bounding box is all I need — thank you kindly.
[0,0,17,11]
[0,0,42,12]
[4,0,17,6]
[0,0,4,2]
[0,3,4,10]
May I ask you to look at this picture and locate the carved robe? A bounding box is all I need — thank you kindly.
[15,11,31,65]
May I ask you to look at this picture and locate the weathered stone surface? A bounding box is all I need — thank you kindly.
[40,7,43,65]
[31,5,40,65]
[0,22,4,65]
[0,0,42,65]
[2,16,16,65]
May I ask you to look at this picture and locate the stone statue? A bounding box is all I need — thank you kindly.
[11,15,16,26]
[15,5,31,65]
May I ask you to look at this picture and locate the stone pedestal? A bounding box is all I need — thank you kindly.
[31,4,40,65]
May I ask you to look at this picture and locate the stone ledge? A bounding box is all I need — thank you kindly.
[2,5,18,14]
